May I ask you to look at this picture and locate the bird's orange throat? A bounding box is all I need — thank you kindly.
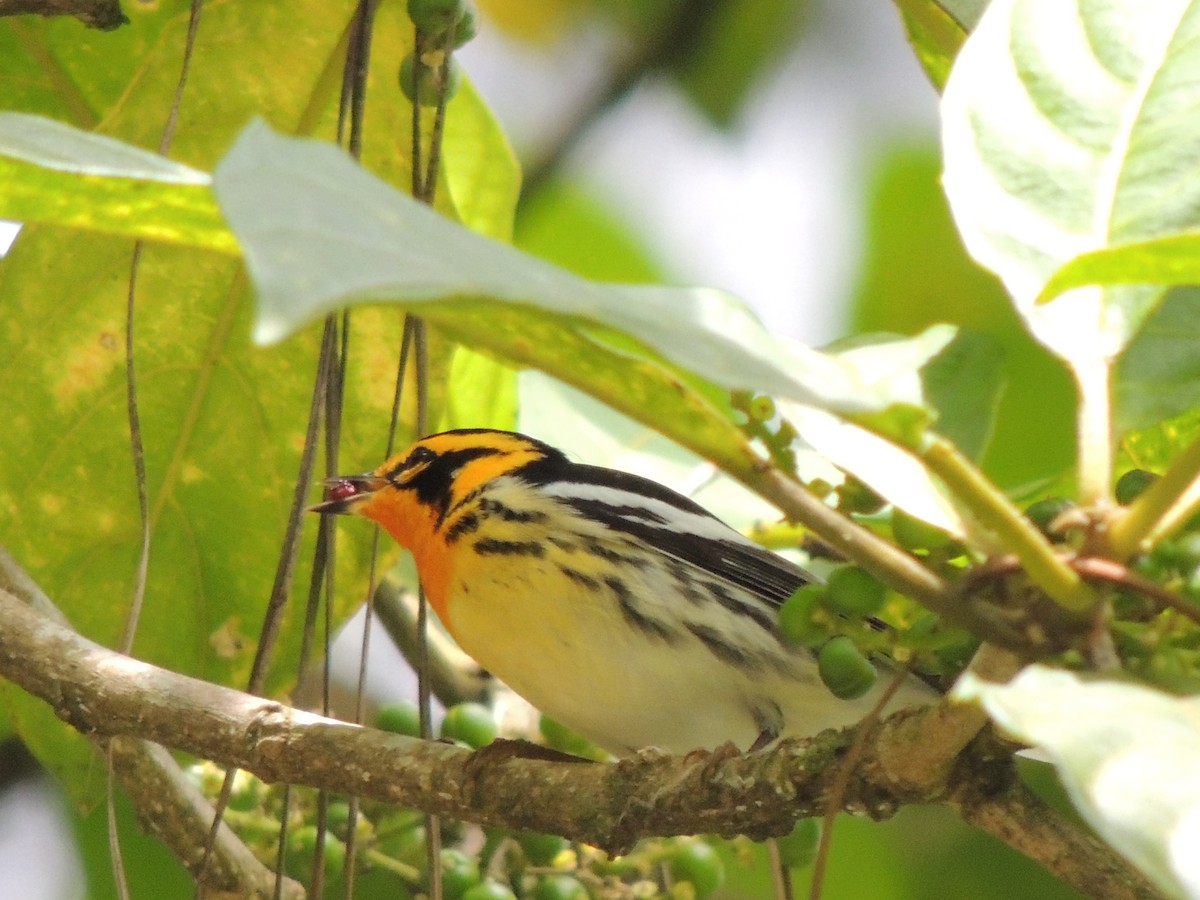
[357,490,456,627]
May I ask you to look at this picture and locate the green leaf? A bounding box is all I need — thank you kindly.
[0,1,194,127]
[72,782,192,899]
[0,0,438,804]
[0,115,236,252]
[778,328,1002,539]
[850,142,1075,487]
[515,179,662,283]
[442,78,521,241]
[921,329,1004,461]
[781,399,966,537]
[670,0,805,127]
[1116,287,1200,432]
[1039,231,1200,302]
[516,371,818,529]
[935,0,987,29]
[941,0,1200,364]
[1118,406,1200,475]
[215,120,941,420]
[440,347,518,433]
[894,1,970,90]
[957,666,1200,899]
[823,325,967,448]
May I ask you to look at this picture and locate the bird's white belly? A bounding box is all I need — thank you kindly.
[443,555,932,755]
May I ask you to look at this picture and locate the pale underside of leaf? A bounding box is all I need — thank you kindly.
[957,666,1200,899]
[214,120,949,420]
[782,401,967,537]
[0,112,209,182]
[942,0,1199,362]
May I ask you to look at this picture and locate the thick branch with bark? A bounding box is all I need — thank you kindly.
[0,585,1156,898]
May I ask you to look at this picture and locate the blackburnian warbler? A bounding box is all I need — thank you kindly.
[314,429,932,755]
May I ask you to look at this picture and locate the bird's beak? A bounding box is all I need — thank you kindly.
[308,474,390,515]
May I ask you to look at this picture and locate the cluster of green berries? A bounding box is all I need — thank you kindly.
[779,567,888,700]
[373,702,731,898]
[730,391,798,474]
[1026,468,1159,542]
[733,390,979,690]
[400,0,476,107]
[1109,469,1200,690]
[1020,467,1200,689]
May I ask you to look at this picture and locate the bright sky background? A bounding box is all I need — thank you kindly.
[462,0,938,345]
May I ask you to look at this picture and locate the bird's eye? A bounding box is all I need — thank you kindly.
[408,446,437,467]
[384,445,438,484]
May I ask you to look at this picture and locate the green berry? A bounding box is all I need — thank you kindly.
[822,566,888,617]
[891,508,952,553]
[748,394,776,422]
[1115,469,1158,505]
[324,801,352,838]
[438,848,481,899]
[440,702,497,749]
[818,636,878,700]
[407,0,463,32]
[286,827,345,882]
[518,831,569,866]
[534,874,589,900]
[378,822,427,868]
[413,2,477,48]
[322,834,347,881]
[836,478,885,515]
[399,53,420,102]
[398,53,461,108]
[1025,497,1075,538]
[668,840,725,899]
[776,818,821,869]
[449,7,478,48]
[462,882,517,900]
[376,701,422,737]
[539,716,597,757]
[778,584,828,646]
[1152,532,1200,571]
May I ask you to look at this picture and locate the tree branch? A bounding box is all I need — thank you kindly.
[0,585,1157,898]
[0,551,301,900]
[106,737,303,900]
[0,0,126,29]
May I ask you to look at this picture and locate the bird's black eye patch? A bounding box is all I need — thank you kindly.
[386,445,438,483]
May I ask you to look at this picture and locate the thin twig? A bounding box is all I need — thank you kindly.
[332,7,380,897]
[807,664,912,900]
[970,554,1200,630]
[113,1,205,894]
[921,439,1095,613]
[197,321,334,892]
[408,15,448,894]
